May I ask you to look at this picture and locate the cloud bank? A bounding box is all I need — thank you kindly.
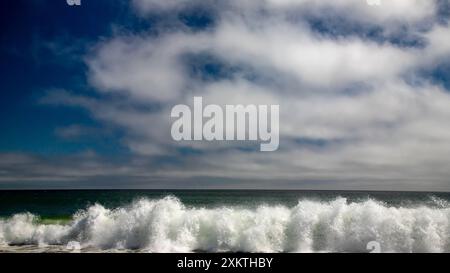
[3,0,450,190]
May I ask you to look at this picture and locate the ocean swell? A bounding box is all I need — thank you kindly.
[0,196,449,252]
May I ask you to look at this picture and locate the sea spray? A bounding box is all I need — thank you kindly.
[0,196,449,253]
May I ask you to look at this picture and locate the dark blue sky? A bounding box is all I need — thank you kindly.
[0,0,216,156]
[0,0,143,155]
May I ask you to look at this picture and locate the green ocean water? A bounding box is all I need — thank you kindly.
[1,190,449,221]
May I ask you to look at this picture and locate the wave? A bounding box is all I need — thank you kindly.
[0,196,449,252]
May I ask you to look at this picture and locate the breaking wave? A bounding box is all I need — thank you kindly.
[0,196,449,252]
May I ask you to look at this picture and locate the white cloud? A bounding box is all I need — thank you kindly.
[87,36,191,102]
[211,20,418,88]
[36,0,450,190]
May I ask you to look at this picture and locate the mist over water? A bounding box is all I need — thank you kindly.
[0,193,449,253]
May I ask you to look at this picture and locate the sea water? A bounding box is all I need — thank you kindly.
[0,190,449,253]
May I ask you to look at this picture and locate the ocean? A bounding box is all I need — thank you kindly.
[0,190,449,253]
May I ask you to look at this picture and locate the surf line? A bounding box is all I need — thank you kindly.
[171,97,279,151]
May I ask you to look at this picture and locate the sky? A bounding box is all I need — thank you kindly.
[1,0,450,191]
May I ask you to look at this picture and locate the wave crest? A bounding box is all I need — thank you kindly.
[0,196,449,252]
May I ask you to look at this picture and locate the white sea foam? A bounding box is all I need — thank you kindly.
[0,196,449,252]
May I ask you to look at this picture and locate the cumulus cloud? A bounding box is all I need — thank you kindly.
[18,0,450,190]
